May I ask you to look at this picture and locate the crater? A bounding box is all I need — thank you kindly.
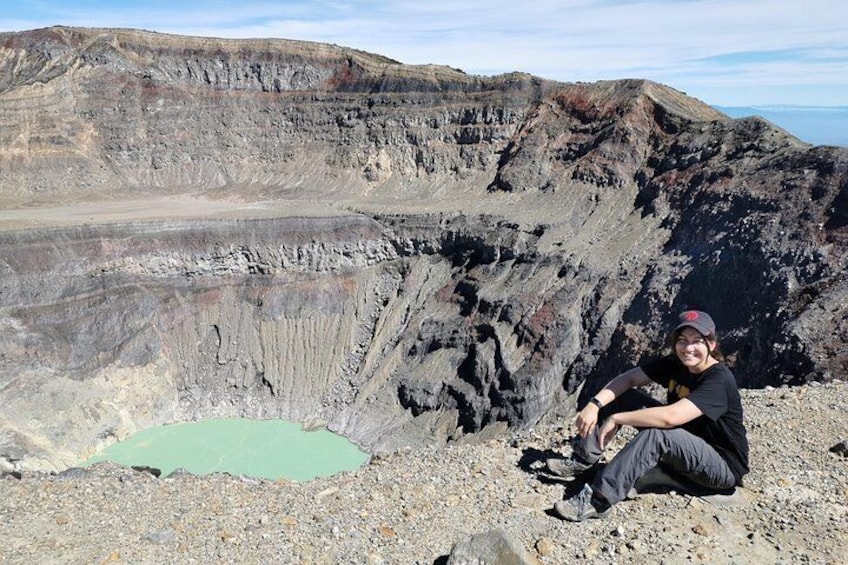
[2,27,846,474]
[0,210,555,473]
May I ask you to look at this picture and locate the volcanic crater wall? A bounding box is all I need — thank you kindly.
[0,26,542,199]
[0,27,847,472]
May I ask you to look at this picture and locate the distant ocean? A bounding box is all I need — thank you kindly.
[715,105,848,148]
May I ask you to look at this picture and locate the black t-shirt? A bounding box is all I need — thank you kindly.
[641,355,750,484]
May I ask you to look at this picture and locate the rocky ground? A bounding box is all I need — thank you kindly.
[1,380,846,564]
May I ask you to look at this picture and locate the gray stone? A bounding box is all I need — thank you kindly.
[143,527,178,545]
[447,529,536,565]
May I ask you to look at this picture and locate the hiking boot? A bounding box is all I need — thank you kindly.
[553,484,611,522]
[545,456,595,478]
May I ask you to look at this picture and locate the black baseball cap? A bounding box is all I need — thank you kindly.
[674,310,716,336]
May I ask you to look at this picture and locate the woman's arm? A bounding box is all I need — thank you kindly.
[575,367,652,437]
[610,398,702,429]
[592,367,652,406]
[596,398,703,448]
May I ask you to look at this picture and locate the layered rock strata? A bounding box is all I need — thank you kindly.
[0,27,846,471]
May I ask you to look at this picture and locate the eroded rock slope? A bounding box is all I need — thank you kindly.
[0,27,846,471]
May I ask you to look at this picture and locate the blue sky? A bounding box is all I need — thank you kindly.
[1,1,847,108]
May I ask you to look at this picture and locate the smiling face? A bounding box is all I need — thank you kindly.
[674,327,718,373]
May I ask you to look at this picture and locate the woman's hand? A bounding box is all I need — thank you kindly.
[574,404,600,438]
[598,417,621,450]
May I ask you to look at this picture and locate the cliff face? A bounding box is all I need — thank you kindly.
[0,26,545,201]
[0,27,846,471]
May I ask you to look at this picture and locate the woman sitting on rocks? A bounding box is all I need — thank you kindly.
[549,310,749,522]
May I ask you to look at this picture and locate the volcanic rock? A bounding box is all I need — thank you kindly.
[0,26,845,476]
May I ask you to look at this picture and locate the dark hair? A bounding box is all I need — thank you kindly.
[669,328,724,362]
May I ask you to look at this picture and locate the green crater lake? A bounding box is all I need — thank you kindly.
[82,418,370,481]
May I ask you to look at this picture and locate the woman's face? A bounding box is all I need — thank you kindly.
[674,327,716,373]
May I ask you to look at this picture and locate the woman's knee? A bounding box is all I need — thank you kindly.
[633,427,668,446]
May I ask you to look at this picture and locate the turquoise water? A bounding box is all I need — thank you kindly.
[82,418,369,481]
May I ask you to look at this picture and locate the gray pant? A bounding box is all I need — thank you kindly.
[574,390,737,506]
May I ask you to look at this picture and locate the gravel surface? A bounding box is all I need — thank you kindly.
[2,381,846,564]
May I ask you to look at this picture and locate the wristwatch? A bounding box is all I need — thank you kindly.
[589,397,603,409]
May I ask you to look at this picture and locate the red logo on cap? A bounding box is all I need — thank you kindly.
[683,311,699,321]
